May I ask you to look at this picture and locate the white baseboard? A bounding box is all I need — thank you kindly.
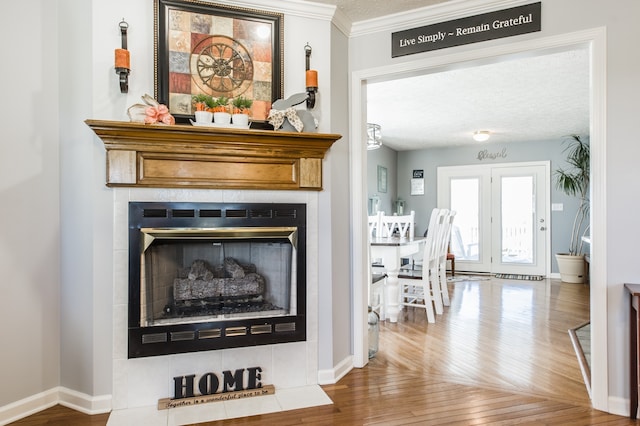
[608,395,631,418]
[317,355,353,385]
[0,387,111,425]
[550,272,561,279]
[0,388,58,426]
[59,387,111,415]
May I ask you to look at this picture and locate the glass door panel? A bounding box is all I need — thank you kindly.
[500,175,534,264]
[450,178,480,261]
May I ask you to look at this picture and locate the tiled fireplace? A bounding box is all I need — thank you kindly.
[109,190,329,425]
[87,122,341,425]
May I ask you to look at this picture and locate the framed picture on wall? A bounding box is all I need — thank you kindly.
[411,169,424,195]
[154,0,284,123]
[377,165,387,193]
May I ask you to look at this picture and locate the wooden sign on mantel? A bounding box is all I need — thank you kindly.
[85,120,341,191]
[158,385,275,410]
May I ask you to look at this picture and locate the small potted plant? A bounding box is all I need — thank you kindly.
[232,96,253,127]
[212,96,231,124]
[554,134,590,283]
[192,94,214,123]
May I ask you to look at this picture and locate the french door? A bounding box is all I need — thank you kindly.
[437,162,550,276]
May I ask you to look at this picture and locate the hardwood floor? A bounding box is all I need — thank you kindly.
[10,277,636,425]
[8,404,110,425]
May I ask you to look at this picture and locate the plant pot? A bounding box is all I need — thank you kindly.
[232,113,249,127]
[213,112,231,124]
[555,253,585,283]
[194,111,213,123]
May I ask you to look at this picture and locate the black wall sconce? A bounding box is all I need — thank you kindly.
[304,43,317,109]
[114,19,130,93]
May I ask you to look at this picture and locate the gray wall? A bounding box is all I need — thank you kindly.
[318,22,352,373]
[366,145,398,215]
[394,138,587,273]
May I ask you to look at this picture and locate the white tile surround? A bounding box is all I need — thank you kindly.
[108,188,330,424]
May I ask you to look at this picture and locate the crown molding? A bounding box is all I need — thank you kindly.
[208,0,336,20]
[329,6,352,36]
[350,0,531,37]
[207,0,352,36]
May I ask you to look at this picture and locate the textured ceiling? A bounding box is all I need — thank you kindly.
[367,48,590,151]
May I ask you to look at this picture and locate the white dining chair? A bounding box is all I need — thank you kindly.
[368,211,386,318]
[397,208,443,323]
[436,210,456,307]
[424,209,449,315]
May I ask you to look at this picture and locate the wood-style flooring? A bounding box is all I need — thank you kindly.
[10,277,637,425]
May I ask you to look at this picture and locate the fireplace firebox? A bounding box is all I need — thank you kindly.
[128,202,306,358]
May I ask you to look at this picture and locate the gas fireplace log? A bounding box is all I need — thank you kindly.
[187,259,214,281]
[224,257,246,278]
[174,258,266,301]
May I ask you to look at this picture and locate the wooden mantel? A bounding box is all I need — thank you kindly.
[85,119,341,190]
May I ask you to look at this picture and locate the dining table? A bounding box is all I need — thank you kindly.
[370,236,426,323]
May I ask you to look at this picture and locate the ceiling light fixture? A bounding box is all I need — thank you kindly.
[473,130,491,142]
[367,123,383,150]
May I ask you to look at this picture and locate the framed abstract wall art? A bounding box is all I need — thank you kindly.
[154,0,284,123]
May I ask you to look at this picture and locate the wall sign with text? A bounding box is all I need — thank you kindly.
[411,169,425,195]
[391,2,541,58]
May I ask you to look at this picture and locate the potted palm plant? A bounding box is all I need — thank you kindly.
[554,134,590,283]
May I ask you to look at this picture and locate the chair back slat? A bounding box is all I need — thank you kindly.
[380,211,415,239]
[368,211,383,240]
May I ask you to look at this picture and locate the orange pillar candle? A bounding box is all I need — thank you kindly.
[115,48,130,69]
[306,69,318,88]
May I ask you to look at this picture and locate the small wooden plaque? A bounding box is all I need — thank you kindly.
[157,385,275,410]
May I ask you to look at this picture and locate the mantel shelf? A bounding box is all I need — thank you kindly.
[86,119,341,191]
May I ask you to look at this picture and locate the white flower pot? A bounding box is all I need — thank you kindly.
[194,111,213,123]
[232,113,249,127]
[555,253,585,283]
[213,112,231,124]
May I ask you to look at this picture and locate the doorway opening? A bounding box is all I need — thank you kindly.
[352,29,606,409]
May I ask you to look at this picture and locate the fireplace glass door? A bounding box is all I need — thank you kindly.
[140,228,297,327]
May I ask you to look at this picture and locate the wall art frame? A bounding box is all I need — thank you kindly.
[377,165,388,193]
[154,0,284,124]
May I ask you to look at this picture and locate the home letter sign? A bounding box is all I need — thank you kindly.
[158,367,275,409]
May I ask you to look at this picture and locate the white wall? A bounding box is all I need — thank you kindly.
[350,0,640,414]
[0,0,61,407]
[88,0,347,408]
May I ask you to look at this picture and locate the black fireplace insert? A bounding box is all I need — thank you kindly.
[128,202,306,358]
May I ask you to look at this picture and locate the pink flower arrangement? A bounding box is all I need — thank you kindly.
[144,104,175,125]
